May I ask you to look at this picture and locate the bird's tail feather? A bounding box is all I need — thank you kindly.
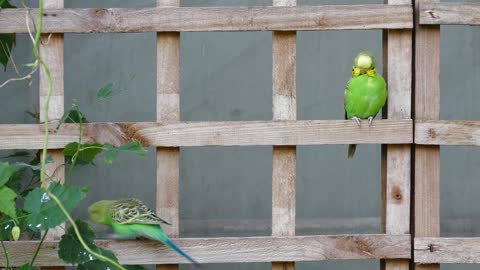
[140,225,200,266]
[165,238,201,266]
[348,144,357,159]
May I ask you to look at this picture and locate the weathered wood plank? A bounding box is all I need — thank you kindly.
[0,5,413,34]
[40,1,64,270]
[0,234,411,266]
[272,1,296,269]
[416,120,480,146]
[381,2,411,270]
[415,237,480,264]
[420,3,480,25]
[156,1,180,270]
[0,120,413,149]
[414,1,440,270]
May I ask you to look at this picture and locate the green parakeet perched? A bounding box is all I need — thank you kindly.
[344,51,387,159]
[88,198,199,265]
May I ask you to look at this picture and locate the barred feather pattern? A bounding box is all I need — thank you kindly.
[110,198,171,225]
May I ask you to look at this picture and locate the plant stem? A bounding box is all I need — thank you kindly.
[0,240,10,270]
[48,192,126,270]
[33,1,125,269]
[30,228,49,266]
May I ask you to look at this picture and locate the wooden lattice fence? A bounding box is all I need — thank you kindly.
[0,1,479,270]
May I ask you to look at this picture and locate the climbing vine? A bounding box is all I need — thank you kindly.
[0,1,147,269]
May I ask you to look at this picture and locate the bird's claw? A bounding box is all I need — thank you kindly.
[352,117,361,128]
[368,116,374,126]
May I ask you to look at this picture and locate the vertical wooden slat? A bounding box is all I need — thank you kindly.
[414,0,441,270]
[40,1,64,270]
[156,1,180,269]
[381,1,412,270]
[272,1,296,270]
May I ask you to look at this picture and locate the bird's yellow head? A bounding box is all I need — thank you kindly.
[353,51,377,72]
[88,200,114,225]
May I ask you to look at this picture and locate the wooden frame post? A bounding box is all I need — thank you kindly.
[414,0,440,270]
[272,1,296,270]
[156,0,181,269]
[40,0,65,270]
[381,2,412,270]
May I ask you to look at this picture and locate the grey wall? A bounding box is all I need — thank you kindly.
[1,0,480,269]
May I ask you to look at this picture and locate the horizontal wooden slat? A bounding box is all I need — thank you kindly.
[0,234,410,266]
[420,3,480,25]
[0,120,413,149]
[0,5,413,33]
[415,120,480,146]
[415,237,480,264]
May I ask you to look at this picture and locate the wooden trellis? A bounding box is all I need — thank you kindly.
[0,0,477,269]
[414,0,480,268]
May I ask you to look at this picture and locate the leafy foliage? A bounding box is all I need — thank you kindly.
[0,161,12,187]
[17,264,37,270]
[0,186,17,222]
[24,183,87,231]
[104,141,147,164]
[0,0,16,71]
[58,219,98,264]
[63,142,104,164]
[57,103,88,129]
[0,209,32,241]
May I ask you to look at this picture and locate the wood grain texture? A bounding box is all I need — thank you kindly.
[415,237,480,264]
[0,234,411,266]
[40,2,64,270]
[420,3,480,25]
[156,1,179,270]
[0,5,413,34]
[0,120,413,150]
[414,1,440,270]
[416,120,480,146]
[381,3,412,270]
[272,2,296,269]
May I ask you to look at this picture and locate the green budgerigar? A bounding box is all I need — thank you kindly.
[344,51,387,159]
[88,198,199,265]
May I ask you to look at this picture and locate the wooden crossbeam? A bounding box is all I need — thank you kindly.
[0,120,413,149]
[415,237,480,264]
[416,120,480,146]
[0,5,413,34]
[419,3,480,25]
[0,234,411,267]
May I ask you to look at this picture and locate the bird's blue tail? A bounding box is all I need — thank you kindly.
[137,224,200,266]
[165,238,201,266]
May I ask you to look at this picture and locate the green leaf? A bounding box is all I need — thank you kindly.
[58,219,97,264]
[60,223,121,269]
[0,0,15,8]
[0,150,33,159]
[125,265,148,270]
[0,162,12,187]
[56,104,88,129]
[17,264,37,270]
[0,34,14,71]
[77,260,115,270]
[0,208,30,241]
[104,141,147,164]
[63,142,104,164]
[0,0,15,71]
[0,186,17,222]
[96,83,114,101]
[24,182,87,231]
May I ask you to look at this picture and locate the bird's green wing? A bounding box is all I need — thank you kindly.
[110,198,171,225]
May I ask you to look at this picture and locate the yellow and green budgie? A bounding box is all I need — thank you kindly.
[344,51,387,159]
[88,198,199,265]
